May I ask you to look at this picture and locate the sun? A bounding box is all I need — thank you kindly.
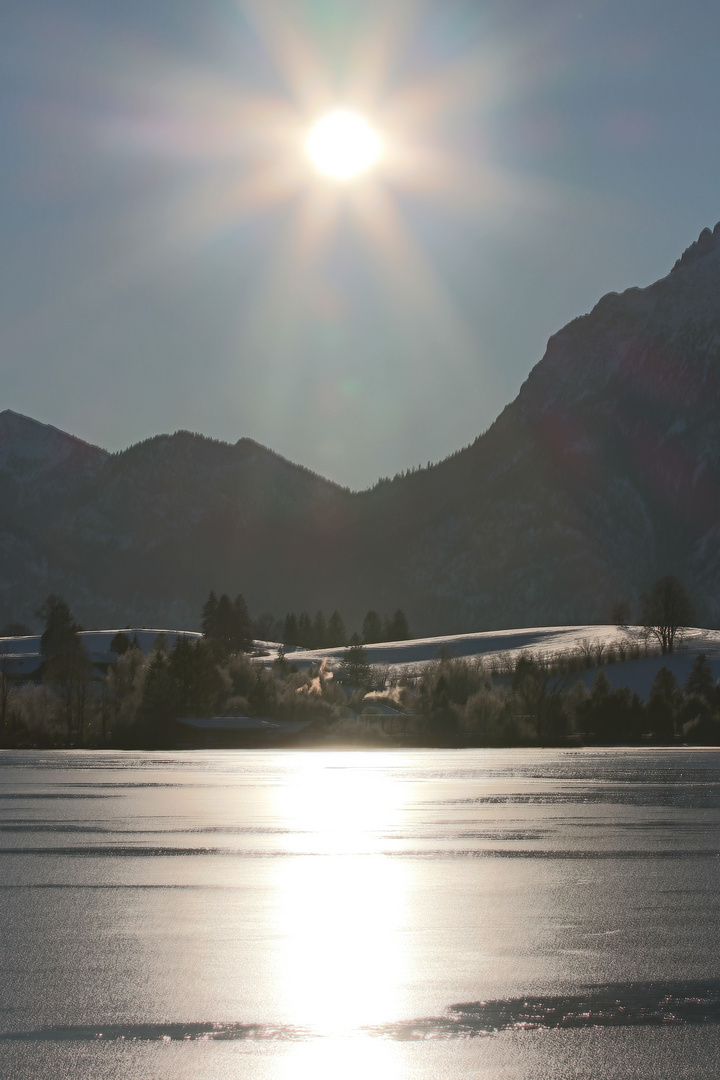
[305,110,383,181]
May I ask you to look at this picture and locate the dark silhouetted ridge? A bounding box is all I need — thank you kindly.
[5,222,720,633]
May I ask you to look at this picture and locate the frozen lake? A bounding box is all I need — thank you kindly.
[1,748,719,1079]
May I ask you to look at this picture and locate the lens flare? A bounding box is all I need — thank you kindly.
[305,110,383,180]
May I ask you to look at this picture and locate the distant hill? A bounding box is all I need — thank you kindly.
[4,223,720,633]
[0,415,353,629]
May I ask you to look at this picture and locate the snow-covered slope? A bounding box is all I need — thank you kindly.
[0,627,199,657]
[278,624,720,702]
[295,623,720,668]
[0,627,202,679]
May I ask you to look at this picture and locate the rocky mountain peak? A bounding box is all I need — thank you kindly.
[671,221,720,273]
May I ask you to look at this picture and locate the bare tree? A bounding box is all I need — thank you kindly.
[640,576,695,655]
[511,653,572,742]
[610,600,632,627]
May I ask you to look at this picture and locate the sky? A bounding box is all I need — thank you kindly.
[2,0,720,490]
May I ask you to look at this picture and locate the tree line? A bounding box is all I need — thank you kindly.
[405,647,720,746]
[279,607,410,649]
[100,592,412,655]
[3,627,718,750]
[0,574,712,749]
[0,591,411,747]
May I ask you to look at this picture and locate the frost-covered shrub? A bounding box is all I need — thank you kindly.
[462,686,509,744]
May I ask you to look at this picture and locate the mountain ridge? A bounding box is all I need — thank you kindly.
[3,223,720,633]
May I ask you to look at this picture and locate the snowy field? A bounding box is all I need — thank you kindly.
[0,628,202,677]
[4,624,720,702]
[269,625,720,702]
[0,629,202,657]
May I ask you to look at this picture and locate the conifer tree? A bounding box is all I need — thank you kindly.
[362,610,383,644]
[201,591,219,638]
[385,609,410,641]
[232,595,252,652]
[342,634,371,687]
[253,612,278,643]
[283,613,298,646]
[38,595,82,660]
[36,595,90,744]
[110,631,131,656]
[297,611,313,647]
[215,594,235,652]
[200,591,252,657]
[647,666,683,738]
[685,653,714,701]
[327,611,346,647]
[312,611,327,649]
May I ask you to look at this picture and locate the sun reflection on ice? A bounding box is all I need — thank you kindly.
[278,751,402,856]
[274,753,408,1048]
[277,1034,405,1080]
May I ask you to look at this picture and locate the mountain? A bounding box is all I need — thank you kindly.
[3,223,720,633]
[0,416,353,629]
[371,221,720,631]
[0,413,110,628]
[0,410,107,491]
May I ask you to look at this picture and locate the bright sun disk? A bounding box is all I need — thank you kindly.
[305,110,383,181]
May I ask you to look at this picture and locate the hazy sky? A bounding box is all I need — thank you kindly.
[3,0,720,488]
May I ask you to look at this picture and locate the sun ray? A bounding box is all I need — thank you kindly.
[341,0,428,106]
[241,0,335,113]
[385,48,510,131]
[348,180,479,372]
[234,183,345,398]
[7,0,603,428]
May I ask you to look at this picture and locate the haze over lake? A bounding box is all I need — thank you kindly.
[1,748,719,1079]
